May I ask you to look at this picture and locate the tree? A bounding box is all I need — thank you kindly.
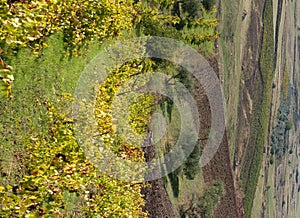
[183,143,201,180]
[285,121,292,131]
[0,0,140,53]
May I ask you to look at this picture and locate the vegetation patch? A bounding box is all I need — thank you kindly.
[179,181,225,218]
[282,62,289,100]
[241,0,275,216]
[0,0,219,217]
[0,35,148,217]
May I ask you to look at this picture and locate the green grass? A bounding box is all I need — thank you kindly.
[282,62,289,99]
[1,32,153,217]
[155,80,205,215]
[241,0,275,217]
[265,164,276,218]
[217,0,241,162]
[0,32,102,187]
[162,109,220,217]
[250,167,264,218]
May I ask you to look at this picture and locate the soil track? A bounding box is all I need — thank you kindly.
[218,0,266,217]
[237,0,265,188]
[141,143,178,218]
[197,55,243,218]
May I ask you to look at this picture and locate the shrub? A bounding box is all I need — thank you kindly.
[197,181,225,218]
[202,0,216,11]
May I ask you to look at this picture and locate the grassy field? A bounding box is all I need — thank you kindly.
[217,0,240,161]
[0,33,81,185]
[241,0,275,217]
[283,62,289,99]
[265,164,276,218]
[250,165,264,218]
[1,31,164,217]
[156,98,204,203]
[158,100,224,218]
[0,34,115,213]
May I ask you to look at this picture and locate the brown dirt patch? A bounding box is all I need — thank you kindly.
[196,55,243,218]
[141,144,178,218]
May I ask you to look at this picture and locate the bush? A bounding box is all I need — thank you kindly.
[0,0,139,53]
[202,0,216,11]
[182,0,203,18]
[285,121,292,131]
[197,181,225,218]
[183,143,201,180]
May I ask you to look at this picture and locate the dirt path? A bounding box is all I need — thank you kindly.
[141,144,178,218]
[198,53,242,217]
[219,0,271,217]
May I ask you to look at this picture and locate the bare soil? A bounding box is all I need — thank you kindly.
[141,144,178,218]
[196,55,243,218]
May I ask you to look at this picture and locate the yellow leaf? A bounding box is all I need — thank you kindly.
[25,213,36,218]
[28,196,38,200]
[0,186,5,192]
